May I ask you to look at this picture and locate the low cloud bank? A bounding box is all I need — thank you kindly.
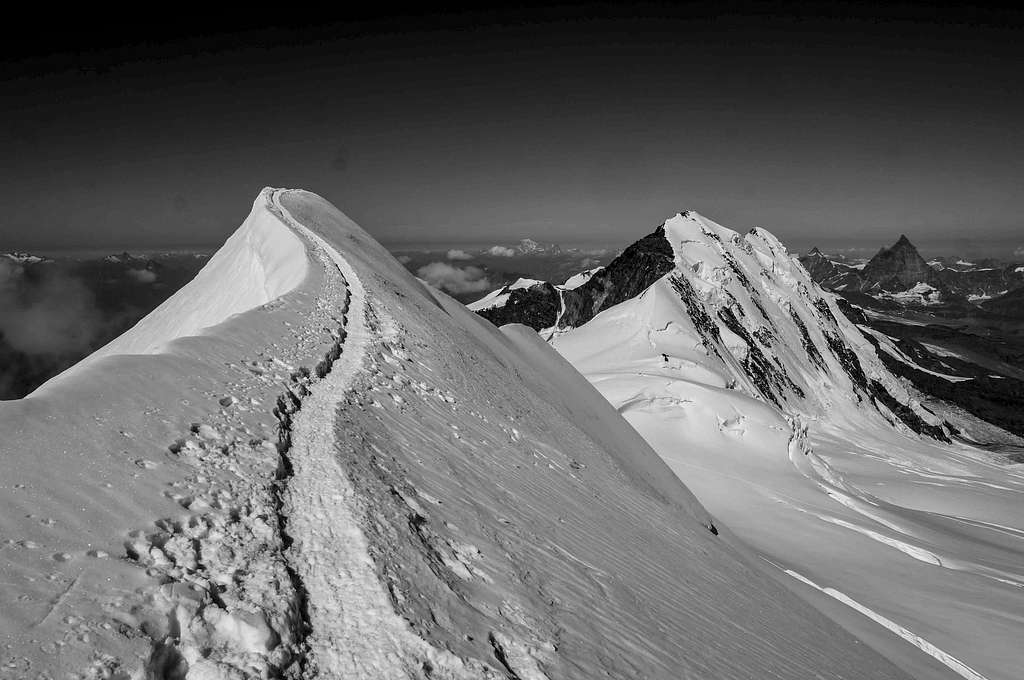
[416,261,493,295]
[127,268,158,283]
[0,259,120,398]
[0,259,105,356]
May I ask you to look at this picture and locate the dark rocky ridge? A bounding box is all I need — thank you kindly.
[478,225,676,331]
[800,236,1024,308]
[476,282,560,329]
[799,247,840,283]
[798,235,943,294]
[559,225,676,327]
[860,235,943,292]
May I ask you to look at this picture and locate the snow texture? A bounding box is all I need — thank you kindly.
[550,210,1024,680]
[0,190,909,679]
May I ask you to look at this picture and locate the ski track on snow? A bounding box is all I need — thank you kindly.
[767,561,991,680]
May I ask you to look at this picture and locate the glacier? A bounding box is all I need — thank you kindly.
[536,211,1024,680]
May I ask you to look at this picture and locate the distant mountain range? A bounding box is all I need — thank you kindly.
[798,236,1024,313]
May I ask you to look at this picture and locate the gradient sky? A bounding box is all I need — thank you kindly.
[2,3,1023,252]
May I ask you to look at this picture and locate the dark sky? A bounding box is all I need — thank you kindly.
[2,3,1023,253]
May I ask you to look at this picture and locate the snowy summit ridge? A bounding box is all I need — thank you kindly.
[475,210,950,440]
[0,190,908,679]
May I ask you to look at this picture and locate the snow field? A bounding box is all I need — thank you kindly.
[2,190,915,679]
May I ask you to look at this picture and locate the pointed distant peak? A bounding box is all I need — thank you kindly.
[894,234,915,248]
[806,246,825,257]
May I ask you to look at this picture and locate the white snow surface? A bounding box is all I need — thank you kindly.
[876,282,943,306]
[47,191,308,381]
[0,192,909,679]
[560,267,603,290]
[468,268,602,314]
[466,277,545,312]
[549,210,1024,680]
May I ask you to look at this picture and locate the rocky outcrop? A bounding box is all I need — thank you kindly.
[797,248,865,291]
[860,235,942,292]
[558,225,675,327]
[981,286,1024,318]
[476,281,561,330]
[800,248,839,281]
[474,225,676,331]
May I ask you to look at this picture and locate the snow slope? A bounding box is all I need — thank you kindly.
[550,211,1024,680]
[0,190,909,679]
[45,192,308,377]
[466,278,545,312]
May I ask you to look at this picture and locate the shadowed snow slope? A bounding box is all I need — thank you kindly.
[0,190,910,679]
[549,211,1024,680]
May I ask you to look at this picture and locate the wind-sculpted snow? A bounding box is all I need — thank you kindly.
[546,211,1024,680]
[41,192,308,387]
[0,190,912,679]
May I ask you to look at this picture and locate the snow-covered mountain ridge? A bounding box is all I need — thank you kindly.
[0,190,910,679]
[476,211,951,441]
[798,236,1024,307]
[474,210,1024,680]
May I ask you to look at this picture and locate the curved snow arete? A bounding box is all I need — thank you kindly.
[0,189,912,679]
[34,189,310,393]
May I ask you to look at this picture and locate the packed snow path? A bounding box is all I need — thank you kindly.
[0,189,910,679]
[270,191,485,678]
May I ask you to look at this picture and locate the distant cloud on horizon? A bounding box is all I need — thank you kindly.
[485,245,516,257]
[126,268,157,283]
[446,249,473,260]
[416,261,493,295]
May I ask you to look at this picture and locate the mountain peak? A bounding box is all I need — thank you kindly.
[861,232,940,292]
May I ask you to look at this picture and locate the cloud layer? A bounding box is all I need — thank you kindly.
[416,261,493,295]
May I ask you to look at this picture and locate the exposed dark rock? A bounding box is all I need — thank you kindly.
[669,275,722,358]
[476,282,560,331]
[717,306,803,406]
[474,226,675,332]
[821,328,870,396]
[862,331,1024,437]
[800,248,839,281]
[834,298,869,325]
[981,287,1024,319]
[788,308,826,371]
[860,235,943,293]
[558,226,676,328]
[867,379,951,442]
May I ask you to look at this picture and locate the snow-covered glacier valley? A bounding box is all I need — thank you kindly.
[533,212,1024,680]
[0,190,917,679]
